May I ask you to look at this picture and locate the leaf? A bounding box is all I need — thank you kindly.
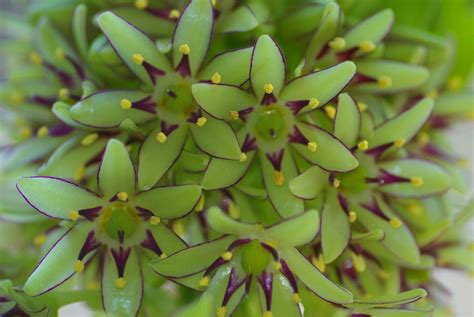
[250,35,286,100]
[98,139,135,198]
[172,0,213,75]
[215,6,259,33]
[343,9,394,49]
[17,176,103,219]
[289,166,329,199]
[334,93,360,148]
[133,185,201,219]
[280,248,353,304]
[102,248,143,317]
[72,4,88,58]
[150,236,235,278]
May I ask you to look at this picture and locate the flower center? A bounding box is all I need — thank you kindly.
[154,77,197,124]
[240,240,273,275]
[99,202,140,240]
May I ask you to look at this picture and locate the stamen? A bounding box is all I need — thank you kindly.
[417,132,430,145]
[264,83,274,94]
[195,195,205,212]
[120,99,132,110]
[258,271,273,313]
[211,0,217,6]
[156,132,167,144]
[199,276,210,288]
[74,165,86,182]
[394,138,406,148]
[34,234,47,246]
[407,203,423,217]
[74,259,85,273]
[211,72,222,84]
[115,277,127,289]
[81,133,99,146]
[390,217,402,228]
[132,53,144,65]
[160,253,167,259]
[10,92,24,105]
[179,44,191,55]
[273,261,282,270]
[172,221,185,236]
[150,216,160,225]
[169,9,180,19]
[307,141,318,153]
[357,101,368,112]
[196,117,207,127]
[69,210,80,221]
[134,0,148,9]
[332,178,341,188]
[217,306,227,317]
[328,37,346,50]
[229,111,239,120]
[19,127,32,139]
[377,76,392,89]
[311,253,325,272]
[55,48,65,61]
[410,176,424,187]
[291,293,301,304]
[308,98,320,109]
[357,140,369,151]
[239,152,248,162]
[58,88,69,100]
[447,76,462,91]
[29,52,42,64]
[358,40,376,53]
[228,201,240,219]
[425,89,439,100]
[37,126,49,138]
[351,252,366,272]
[263,312,273,317]
[117,192,129,202]
[273,170,284,186]
[349,211,357,223]
[324,105,336,119]
[221,251,233,261]
[377,270,390,280]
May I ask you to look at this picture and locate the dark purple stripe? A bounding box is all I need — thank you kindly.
[204,257,227,277]
[280,259,298,292]
[337,193,350,213]
[222,268,248,306]
[30,95,56,107]
[79,206,103,221]
[258,271,273,311]
[360,199,389,221]
[175,55,191,77]
[260,93,277,105]
[365,169,410,186]
[261,242,278,260]
[133,95,157,113]
[241,134,257,152]
[48,122,74,136]
[78,231,101,260]
[161,121,179,135]
[266,149,284,171]
[288,125,308,145]
[143,61,166,84]
[111,246,132,278]
[140,230,163,256]
[285,100,309,115]
[238,107,254,122]
[227,238,252,251]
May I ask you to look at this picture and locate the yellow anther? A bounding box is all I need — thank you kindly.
[307,141,318,153]
[29,52,42,64]
[58,88,69,100]
[117,192,129,202]
[417,132,430,145]
[229,111,239,120]
[179,44,191,55]
[150,216,161,225]
[313,67,321,72]
[211,72,222,84]
[74,164,86,182]
[37,126,49,138]
[410,176,424,187]
[238,152,248,164]
[394,138,406,148]
[134,0,148,9]
[221,251,233,261]
[458,158,469,168]
[81,133,99,146]
[156,132,167,144]
[349,211,357,223]
[195,195,205,212]
[132,53,144,65]
[55,48,65,60]
[255,223,265,232]
[447,76,462,91]
[332,178,341,188]
[377,270,390,280]
[425,89,439,100]
[169,9,180,19]
[228,201,240,219]
[33,234,47,246]
[377,76,392,89]
[69,210,80,221]
[273,261,282,271]
[390,217,402,228]
[358,40,376,53]
[311,254,325,272]
[407,203,423,217]
[329,37,346,50]
[217,306,227,317]
[74,259,85,273]
[357,140,369,151]
[263,83,274,94]
[273,170,284,186]
[19,127,32,139]
[263,311,273,317]
[357,101,368,112]
[308,98,320,109]
[196,116,207,127]
[468,242,474,252]
[115,277,127,289]
[10,92,24,105]
[120,99,132,110]
[351,252,366,272]
[160,253,167,259]
[211,0,217,6]
[292,293,301,304]
[173,221,185,236]
[324,105,336,119]
[198,276,210,288]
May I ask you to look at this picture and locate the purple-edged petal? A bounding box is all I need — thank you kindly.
[334,93,361,148]
[199,47,253,85]
[17,176,103,220]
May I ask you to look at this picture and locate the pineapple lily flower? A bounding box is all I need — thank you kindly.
[16,139,201,316]
[150,207,353,317]
[193,34,359,217]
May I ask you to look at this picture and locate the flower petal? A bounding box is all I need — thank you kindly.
[147,223,188,255]
[215,5,259,33]
[272,273,302,317]
[250,35,286,100]
[23,223,95,295]
[172,0,213,75]
[202,151,255,190]
[97,12,171,85]
[17,176,102,219]
[98,139,135,198]
[192,83,256,120]
[110,8,174,37]
[133,185,201,219]
[138,125,187,190]
[207,206,257,236]
[73,4,88,58]
[289,166,329,199]
[334,93,360,148]
[434,91,474,117]
[102,248,143,317]
[280,248,353,304]
[199,47,253,85]
[349,289,427,309]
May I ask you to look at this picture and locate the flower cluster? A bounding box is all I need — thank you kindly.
[0,0,472,317]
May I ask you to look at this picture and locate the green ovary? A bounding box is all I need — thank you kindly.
[99,202,140,240]
[240,240,273,275]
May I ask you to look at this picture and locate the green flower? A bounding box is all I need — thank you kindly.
[16,139,201,316]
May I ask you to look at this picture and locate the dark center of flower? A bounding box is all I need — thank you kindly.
[240,240,273,275]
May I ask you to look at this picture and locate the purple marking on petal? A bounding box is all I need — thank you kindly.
[365,142,393,160]
[280,259,298,293]
[238,107,254,122]
[365,169,410,186]
[212,7,220,19]
[360,198,389,221]
[175,55,191,78]
[342,259,358,281]
[111,246,132,278]
[260,242,278,260]
[29,95,56,107]
[316,43,330,60]
[351,73,376,86]
[429,115,450,129]
[258,271,273,311]
[204,257,227,277]
[48,122,74,137]
[222,268,248,306]
[187,109,204,124]
[66,56,85,80]
[140,230,163,256]
[79,206,102,221]
[338,193,350,214]
[350,245,381,267]
[288,125,308,145]
[161,121,179,135]
[118,230,125,244]
[136,206,154,220]
[352,314,370,317]
[227,238,252,251]
[285,100,309,115]
[241,134,257,152]
[43,62,75,87]
[421,143,454,161]
[132,95,157,113]
[336,47,358,62]
[145,8,177,21]
[260,92,278,106]
[245,276,252,293]
[78,230,101,260]
[266,149,284,171]
[0,297,10,303]
[142,61,166,84]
